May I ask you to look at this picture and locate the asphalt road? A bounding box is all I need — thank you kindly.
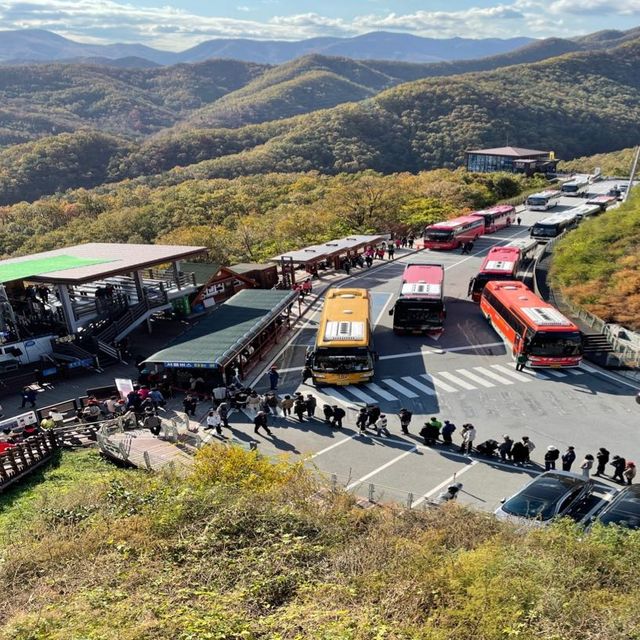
[231,179,639,513]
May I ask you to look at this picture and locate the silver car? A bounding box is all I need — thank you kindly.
[590,485,640,530]
[495,471,593,525]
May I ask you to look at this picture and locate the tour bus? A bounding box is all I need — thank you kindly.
[586,194,618,211]
[525,190,561,211]
[560,177,589,197]
[530,211,578,242]
[480,280,583,368]
[390,263,446,334]
[571,203,601,221]
[506,237,538,259]
[468,246,522,303]
[470,205,515,233]
[310,288,376,386]
[422,215,485,250]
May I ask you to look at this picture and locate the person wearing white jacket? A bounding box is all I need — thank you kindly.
[375,414,390,437]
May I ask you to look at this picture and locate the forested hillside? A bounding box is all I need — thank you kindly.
[551,189,640,330]
[1,447,638,639]
[559,147,636,176]
[0,169,542,261]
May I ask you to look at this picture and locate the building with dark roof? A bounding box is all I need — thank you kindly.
[465,146,558,175]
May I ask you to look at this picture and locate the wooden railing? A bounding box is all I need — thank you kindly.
[0,431,58,491]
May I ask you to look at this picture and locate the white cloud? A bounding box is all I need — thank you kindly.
[0,0,623,49]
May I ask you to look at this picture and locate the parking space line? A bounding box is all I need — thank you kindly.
[422,373,456,392]
[401,376,436,396]
[455,369,495,387]
[472,366,515,385]
[382,378,419,398]
[345,385,378,404]
[490,364,532,382]
[310,435,358,459]
[367,382,397,401]
[346,446,418,490]
[411,461,479,508]
[437,371,477,390]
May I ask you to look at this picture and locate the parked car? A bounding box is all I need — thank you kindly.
[590,484,640,530]
[495,471,593,525]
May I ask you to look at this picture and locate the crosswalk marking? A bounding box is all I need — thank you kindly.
[542,369,568,378]
[421,373,457,393]
[367,382,397,401]
[345,385,378,404]
[382,378,419,398]
[455,369,495,388]
[401,376,436,396]
[490,364,532,383]
[437,371,477,390]
[564,368,584,376]
[520,368,551,380]
[323,387,354,405]
[472,366,515,385]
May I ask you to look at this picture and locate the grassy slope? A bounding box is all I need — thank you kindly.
[550,189,640,329]
[559,147,636,176]
[0,446,639,640]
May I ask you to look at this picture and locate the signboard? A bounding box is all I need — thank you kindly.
[67,357,94,369]
[0,411,37,433]
[115,378,134,400]
[164,362,220,369]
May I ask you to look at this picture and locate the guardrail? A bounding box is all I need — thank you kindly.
[0,430,59,491]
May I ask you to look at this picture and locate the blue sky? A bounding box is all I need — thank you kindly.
[0,0,637,50]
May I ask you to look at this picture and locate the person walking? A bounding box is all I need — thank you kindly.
[332,405,346,429]
[375,414,390,437]
[611,455,626,484]
[281,394,294,417]
[460,424,476,454]
[511,439,528,466]
[595,447,609,476]
[356,408,368,435]
[205,409,222,435]
[246,391,261,416]
[561,446,576,471]
[294,396,306,422]
[367,404,381,427]
[253,411,272,437]
[302,365,313,385]
[623,461,636,485]
[498,434,513,461]
[268,366,279,391]
[522,436,535,465]
[515,352,528,371]
[544,445,560,471]
[441,420,456,445]
[516,216,522,226]
[422,416,442,446]
[305,394,317,418]
[580,454,594,478]
[323,404,334,424]
[387,244,395,259]
[398,408,412,434]
[182,393,197,417]
[217,402,230,429]
[20,386,37,409]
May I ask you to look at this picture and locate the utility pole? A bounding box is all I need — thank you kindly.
[624,146,640,203]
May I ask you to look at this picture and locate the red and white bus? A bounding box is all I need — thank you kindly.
[480,280,583,368]
[468,246,521,302]
[586,194,618,211]
[470,205,515,233]
[390,263,446,335]
[422,215,485,250]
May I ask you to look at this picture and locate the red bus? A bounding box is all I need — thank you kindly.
[586,194,618,211]
[470,205,515,233]
[480,281,583,368]
[468,246,521,302]
[423,215,485,250]
[390,263,446,335]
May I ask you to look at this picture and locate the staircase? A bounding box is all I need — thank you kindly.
[582,332,617,367]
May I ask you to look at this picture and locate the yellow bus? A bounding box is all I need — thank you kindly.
[310,288,376,386]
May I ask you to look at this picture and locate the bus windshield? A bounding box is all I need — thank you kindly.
[395,299,443,326]
[528,331,582,357]
[561,184,579,193]
[425,229,453,242]
[527,197,548,207]
[313,347,372,372]
[531,223,558,237]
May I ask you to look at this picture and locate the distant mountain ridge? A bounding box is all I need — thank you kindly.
[0,29,534,65]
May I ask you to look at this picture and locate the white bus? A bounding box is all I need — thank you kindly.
[525,190,561,211]
[570,203,601,221]
[560,178,589,197]
[530,211,579,241]
[506,237,539,259]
